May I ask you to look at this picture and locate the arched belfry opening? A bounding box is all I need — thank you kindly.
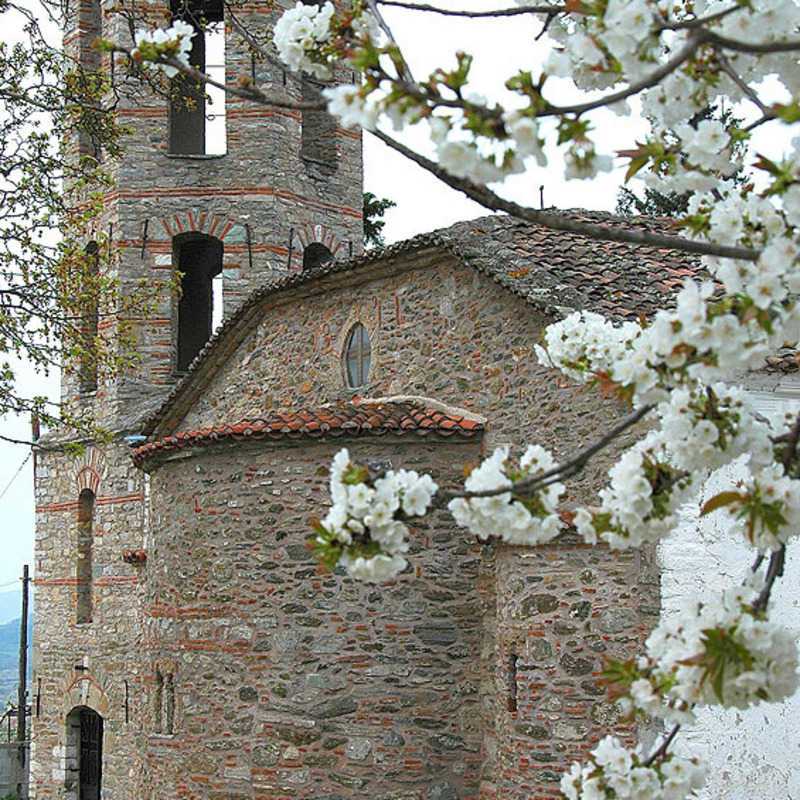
[303,242,333,270]
[174,233,223,372]
[169,0,225,155]
[65,706,103,800]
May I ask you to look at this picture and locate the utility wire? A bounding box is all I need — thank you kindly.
[0,451,31,504]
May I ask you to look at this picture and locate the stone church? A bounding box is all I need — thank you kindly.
[29,1,703,799]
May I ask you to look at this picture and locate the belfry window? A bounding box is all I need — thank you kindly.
[174,233,223,372]
[303,242,332,270]
[169,0,226,156]
[301,76,338,172]
[76,489,95,624]
[344,323,371,388]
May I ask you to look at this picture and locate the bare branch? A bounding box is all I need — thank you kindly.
[366,0,415,83]
[540,31,705,117]
[437,403,655,505]
[714,51,770,117]
[644,724,681,767]
[370,128,761,261]
[376,1,564,17]
[706,31,800,54]
[114,48,328,111]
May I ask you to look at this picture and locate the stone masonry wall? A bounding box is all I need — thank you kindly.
[31,440,148,800]
[490,544,659,800]
[161,253,659,797]
[141,436,488,800]
[139,433,658,799]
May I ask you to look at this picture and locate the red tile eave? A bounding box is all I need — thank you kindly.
[131,403,484,468]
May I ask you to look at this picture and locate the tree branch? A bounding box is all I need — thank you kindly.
[644,724,681,766]
[376,1,564,17]
[436,403,654,505]
[369,128,761,260]
[540,31,706,117]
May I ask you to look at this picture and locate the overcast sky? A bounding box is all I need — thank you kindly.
[0,0,787,587]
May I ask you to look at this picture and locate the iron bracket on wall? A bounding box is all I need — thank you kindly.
[140,218,149,260]
[245,223,253,271]
[286,227,295,270]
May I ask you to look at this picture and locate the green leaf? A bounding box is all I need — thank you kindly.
[700,491,742,516]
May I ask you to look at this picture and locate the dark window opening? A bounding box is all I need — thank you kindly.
[76,489,94,624]
[175,233,223,372]
[169,0,225,155]
[301,76,338,173]
[153,668,163,733]
[303,242,332,270]
[506,650,518,712]
[154,668,176,734]
[344,323,371,388]
[79,241,99,394]
[66,706,103,800]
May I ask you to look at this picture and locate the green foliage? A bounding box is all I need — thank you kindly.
[363,191,396,248]
[0,2,167,438]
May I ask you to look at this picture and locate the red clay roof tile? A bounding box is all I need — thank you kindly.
[132,401,483,467]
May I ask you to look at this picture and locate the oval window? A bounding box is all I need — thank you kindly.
[344,323,371,388]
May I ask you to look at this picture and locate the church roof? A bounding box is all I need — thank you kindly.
[132,401,484,467]
[141,210,703,438]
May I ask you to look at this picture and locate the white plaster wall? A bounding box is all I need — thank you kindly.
[659,379,800,799]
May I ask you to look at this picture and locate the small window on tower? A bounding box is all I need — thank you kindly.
[169,0,226,156]
[344,323,371,388]
[153,667,176,735]
[301,76,338,173]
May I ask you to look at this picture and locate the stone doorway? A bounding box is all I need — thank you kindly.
[65,706,103,800]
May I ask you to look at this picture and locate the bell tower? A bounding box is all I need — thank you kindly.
[31,0,363,796]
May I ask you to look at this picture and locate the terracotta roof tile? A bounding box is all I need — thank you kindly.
[132,401,483,467]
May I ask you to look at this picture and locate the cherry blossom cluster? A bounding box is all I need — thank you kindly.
[574,433,696,549]
[131,20,195,78]
[538,278,792,408]
[309,448,438,582]
[611,583,799,724]
[703,464,800,552]
[270,1,800,187]
[560,735,706,800]
[656,383,773,473]
[447,445,565,545]
[572,384,784,549]
[273,1,336,80]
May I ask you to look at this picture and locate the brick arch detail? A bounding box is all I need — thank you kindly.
[69,448,106,496]
[159,212,236,242]
[295,222,342,256]
[60,670,111,718]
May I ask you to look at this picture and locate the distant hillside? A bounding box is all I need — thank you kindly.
[0,589,22,626]
[0,613,33,704]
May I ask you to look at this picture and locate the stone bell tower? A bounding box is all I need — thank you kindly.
[31,0,362,796]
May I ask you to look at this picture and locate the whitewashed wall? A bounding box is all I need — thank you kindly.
[659,375,800,799]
